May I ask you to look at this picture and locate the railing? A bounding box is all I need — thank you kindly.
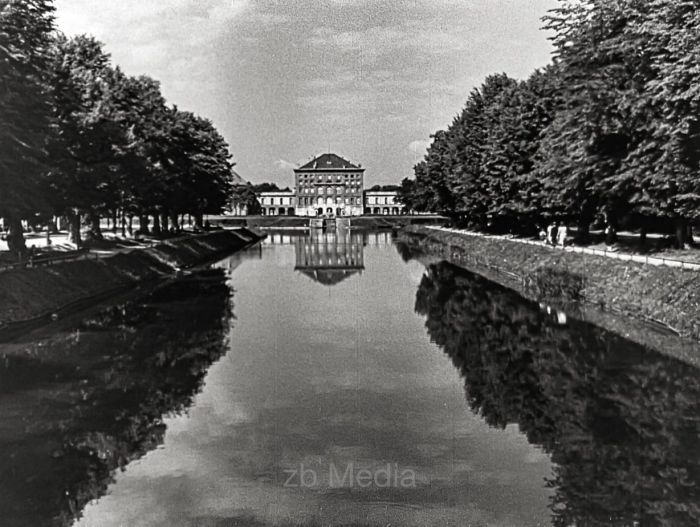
[427,226,700,271]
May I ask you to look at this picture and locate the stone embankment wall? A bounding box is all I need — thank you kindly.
[400,225,700,343]
[0,229,262,331]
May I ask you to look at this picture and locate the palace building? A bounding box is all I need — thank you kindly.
[247,152,407,217]
[294,153,365,217]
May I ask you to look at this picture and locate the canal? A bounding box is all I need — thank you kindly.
[0,230,698,527]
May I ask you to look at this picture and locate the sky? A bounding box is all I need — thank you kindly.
[53,0,558,187]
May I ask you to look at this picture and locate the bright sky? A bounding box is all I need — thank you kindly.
[53,0,557,187]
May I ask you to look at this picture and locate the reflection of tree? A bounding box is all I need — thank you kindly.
[0,269,232,527]
[415,262,700,527]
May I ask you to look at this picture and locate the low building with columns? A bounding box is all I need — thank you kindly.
[259,190,296,216]
[363,190,405,215]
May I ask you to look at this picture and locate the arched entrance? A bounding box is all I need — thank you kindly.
[287,207,295,216]
[383,208,389,215]
[392,207,399,215]
[373,207,380,214]
[364,207,371,215]
[317,208,324,216]
[336,208,342,216]
[278,207,286,215]
[326,207,333,215]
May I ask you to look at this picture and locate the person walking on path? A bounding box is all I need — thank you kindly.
[557,223,568,247]
[546,223,556,246]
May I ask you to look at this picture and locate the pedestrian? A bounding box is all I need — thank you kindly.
[546,222,556,246]
[557,223,568,247]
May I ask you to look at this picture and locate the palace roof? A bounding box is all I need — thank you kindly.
[296,153,362,171]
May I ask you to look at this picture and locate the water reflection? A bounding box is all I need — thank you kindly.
[0,270,233,527]
[71,235,554,527]
[295,229,364,286]
[415,261,700,527]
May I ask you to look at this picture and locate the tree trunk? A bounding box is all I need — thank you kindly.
[675,217,688,249]
[160,212,169,234]
[194,213,204,230]
[5,215,27,256]
[112,209,118,234]
[576,217,591,245]
[127,215,133,236]
[687,223,694,245]
[85,210,103,240]
[68,210,82,247]
[138,215,149,234]
[639,226,647,248]
[169,211,179,233]
[152,214,161,235]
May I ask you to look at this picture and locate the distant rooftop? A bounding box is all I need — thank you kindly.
[296,153,363,171]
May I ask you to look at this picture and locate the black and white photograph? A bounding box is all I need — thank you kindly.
[1,0,699,526]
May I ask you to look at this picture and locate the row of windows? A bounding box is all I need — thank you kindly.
[366,196,395,205]
[297,173,362,182]
[261,197,293,205]
[298,182,362,189]
[299,186,360,195]
[297,197,361,206]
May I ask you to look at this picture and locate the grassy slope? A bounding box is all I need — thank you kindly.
[402,226,700,341]
[0,230,258,328]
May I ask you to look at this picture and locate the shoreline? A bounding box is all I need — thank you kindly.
[398,225,700,365]
[0,229,264,340]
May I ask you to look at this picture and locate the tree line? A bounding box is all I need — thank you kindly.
[1,0,236,253]
[399,0,700,248]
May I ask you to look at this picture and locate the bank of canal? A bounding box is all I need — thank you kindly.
[0,230,698,527]
[0,229,264,337]
[399,225,700,362]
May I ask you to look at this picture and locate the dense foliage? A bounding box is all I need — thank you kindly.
[0,0,236,252]
[399,0,700,247]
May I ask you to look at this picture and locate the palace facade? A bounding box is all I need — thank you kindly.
[294,153,365,217]
[254,153,406,217]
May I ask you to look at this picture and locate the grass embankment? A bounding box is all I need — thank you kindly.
[400,225,700,341]
[0,229,261,330]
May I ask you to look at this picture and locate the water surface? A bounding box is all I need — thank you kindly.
[0,230,697,527]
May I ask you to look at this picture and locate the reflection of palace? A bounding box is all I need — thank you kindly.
[294,229,364,286]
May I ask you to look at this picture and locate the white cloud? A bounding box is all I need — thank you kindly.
[408,139,430,155]
[275,159,298,171]
[53,0,255,110]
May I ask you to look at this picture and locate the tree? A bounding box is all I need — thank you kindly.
[47,34,132,244]
[0,0,55,253]
[480,68,558,233]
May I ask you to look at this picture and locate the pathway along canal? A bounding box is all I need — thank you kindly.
[0,230,698,527]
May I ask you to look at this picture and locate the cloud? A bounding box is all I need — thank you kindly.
[408,140,431,155]
[275,159,298,171]
[53,0,258,110]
